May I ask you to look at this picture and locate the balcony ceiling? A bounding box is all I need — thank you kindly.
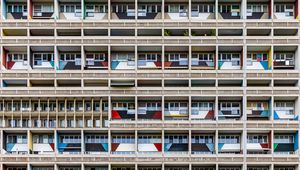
[32,0,54,3]
[165,0,188,3]
[192,46,215,52]
[218,46,243,52]
[191,96,215,101]
[84,46,108,52]
[59,0,80,3]
[274,96,298,100]
[85,0,107,2]
[274,46,297,52]
[247,46,271,51]
[247,96,270,101]
[192,0,215,3]
[219,0,241,3]
[165,46,188,51]
[274,0,296,2]
[138,46,162,51]
[57,46,81,52]
[218,96,242,101]
[111,0,134,3]
[3,46,27,52]
[165,96,188,100]
[5,0,26,3]
[247,0,269,2]
[139,0,162,2]
[111,46,135,51]
[31,46,54,52]
[138,96,162,100]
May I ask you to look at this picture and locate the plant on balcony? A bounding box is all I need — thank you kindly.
[183,30,189,36]
[191,31,197,36]
[164,29,172,36]
[211,29,216,36]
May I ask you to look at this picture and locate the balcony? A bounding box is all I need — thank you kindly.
[2,46,28,70]
[111,1,135,20]
[31,1,54,19]
[247,132,271,154]
[84,46,108,70]
[164,133,188,153]
[58,46,82,70]
[84,1,108,20]
[191,97,215,120]
[191,1,215,20]
[246,1,270,19]
[247,97,271,120]
[247,46,271,70]
[4,133,28,154]
[191,46,215,70]
[30,46,54,70]
[138,97,162,120]
[273,46,297,70]
[5,0,28,19]
[274,99,297,120]
[137,1,162,19]
[111,97,135,121]
[84,133,108,154]
[164,1,189,20]
[218,97,242,120]
[192,133,214,154]
[274,0,297,19]
[218,0,242,19]
[31,133,55,154]
[218,134,241,154]
[59,1,82,20]
[274,132,298,154]
[111,46,135,70]
[111,133,135,154]
[164,46,189,69]
[164,97,189,121]
[138,133,162,153]
[218,46,242,70]
[137,46,162,70]
[57,133,81,154]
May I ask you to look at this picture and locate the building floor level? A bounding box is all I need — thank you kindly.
[1,0,300,168]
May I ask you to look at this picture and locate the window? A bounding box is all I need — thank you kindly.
[191,102,214,114]
[165,135,188,144]
[112,135,135,143]
[7,4,27,13]
[218,135,240,144]
[274,4,294,16]
[60,135,81,143]
[247,135,268,143]
[60,53,81,61]
[274,135,294,143]
[138,135,161,143]
[192,135,214,144]
[60,4,80,13]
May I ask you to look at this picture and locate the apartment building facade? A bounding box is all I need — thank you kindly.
[0,0,300,170]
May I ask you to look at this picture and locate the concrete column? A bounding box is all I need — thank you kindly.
[81,45,84,71]
[271,0,274,19]
[215,96,218,121]
[54,0,59,19]
[270,96,274,121]
[81,130,84,154]
[27,45,31,71]
[188,96,191,121]
[108,0,111,20]
[188,129,191,155]
[215,0,218,20]
[215,130,218,154]
[108,129,111,154]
